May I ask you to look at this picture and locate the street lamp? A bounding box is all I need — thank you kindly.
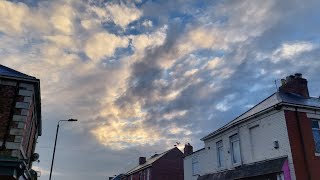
[49,119,78,180]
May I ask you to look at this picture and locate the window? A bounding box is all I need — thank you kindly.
[216,141,224,168]
[147,168,150,180]
[230,134,241,165]
[312,119,320,153]
[192,157,200,175]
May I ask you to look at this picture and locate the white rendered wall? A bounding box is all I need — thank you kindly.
[184,149,206,180]
[184,110,296,180]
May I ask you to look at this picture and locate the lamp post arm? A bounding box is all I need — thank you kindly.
[49,123,60,180]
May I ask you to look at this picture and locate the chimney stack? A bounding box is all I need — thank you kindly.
[279,73,309,98]
[184,143,193,156]
[139,157,146,165]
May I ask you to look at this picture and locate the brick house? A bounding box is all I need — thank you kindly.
[184,73,320,180]
[0,65,41,180]
[122,147,184,180]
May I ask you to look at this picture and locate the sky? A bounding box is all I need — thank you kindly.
[1,0,320,179]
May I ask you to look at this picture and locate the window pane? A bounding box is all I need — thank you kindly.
[313,129,320,153]
[218,147,224,167]
[232,140,241,164]
[312,120,319,129]
[192,161,199,175]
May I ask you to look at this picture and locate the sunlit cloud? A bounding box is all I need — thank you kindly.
[271,41,318,62]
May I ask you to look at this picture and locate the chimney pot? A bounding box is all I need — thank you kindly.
[295,73,302,78]
[139,157,146,165]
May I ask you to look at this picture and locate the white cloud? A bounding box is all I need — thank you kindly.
[142,20,153,27]
[131,26,167,53]
[106,3,142,28]
[50,4,76,34]
[84,32,129,61]
[163,110,188,120]
[0,1,49,36]
[0,1,29,35]
[271,41,317,62]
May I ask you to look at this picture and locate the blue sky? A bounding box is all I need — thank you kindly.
[1,0,320,179]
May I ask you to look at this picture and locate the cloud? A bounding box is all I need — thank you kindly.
[0,1,49,36]
[84,32,129,61]
[50,3,76,35]
[106,2,142,28]
[271,41,318,62]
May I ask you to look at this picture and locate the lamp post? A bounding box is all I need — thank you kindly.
[49,119,78,180]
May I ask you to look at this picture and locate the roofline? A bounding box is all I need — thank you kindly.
[183,148,205,159]
[201,104,279,141]
[125,147,181,175]
[0,75,42,136]
[201,93,278,141]
[201,100,320,141]
[126,164,152,175]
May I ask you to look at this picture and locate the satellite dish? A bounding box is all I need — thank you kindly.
[31,153,40,161]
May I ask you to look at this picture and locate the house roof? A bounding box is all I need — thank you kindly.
[126,147,179,175]
[197,157,287,180]
[201,91,320,141]
[0,64,36,80]
[0,64,42,136]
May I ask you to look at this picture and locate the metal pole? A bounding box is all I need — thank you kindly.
[49,122,60,180]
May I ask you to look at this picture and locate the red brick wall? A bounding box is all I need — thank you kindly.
[0,84,16,142]
[152,148,184,180]
[284,110,320,180]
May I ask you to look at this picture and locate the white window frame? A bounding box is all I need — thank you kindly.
[311,119,320,155]
[192,157,200,176]
[230,134,241,166]
[216,140,224,168]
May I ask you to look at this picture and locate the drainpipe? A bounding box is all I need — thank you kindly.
[294,107,311,180]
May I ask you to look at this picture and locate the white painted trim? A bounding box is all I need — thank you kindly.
[12,115,27,122]
[9,128,24,136]
[15,102,30,109]
[6,142,21,150]
[307,113,320,119]
[18,89,33,97]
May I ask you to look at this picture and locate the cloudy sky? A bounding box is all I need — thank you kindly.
[1,0,320,179]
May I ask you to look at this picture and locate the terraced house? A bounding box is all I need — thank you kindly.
[0,65,41,180]
[184,74,320,180]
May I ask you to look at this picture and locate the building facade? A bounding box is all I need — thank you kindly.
[184,74,320,180]
[0,65,41,180]
[123,147,184,180]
